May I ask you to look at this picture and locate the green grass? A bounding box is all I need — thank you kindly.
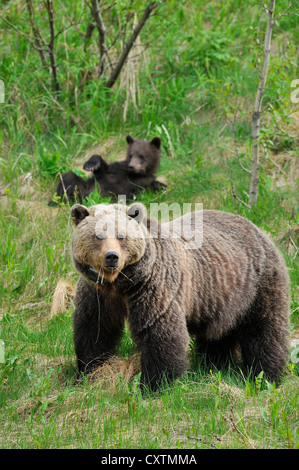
[0,0,298,449]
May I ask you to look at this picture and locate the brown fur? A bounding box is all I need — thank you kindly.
[70,203,290,392]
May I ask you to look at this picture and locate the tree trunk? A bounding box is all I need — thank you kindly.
[91,0,109,77]
[45,0,60,92]
[249,0,275,209]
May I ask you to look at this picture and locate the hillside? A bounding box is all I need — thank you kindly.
[0,0,298,449]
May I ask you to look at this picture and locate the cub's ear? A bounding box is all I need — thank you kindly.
[150,137,161,149]
[126,135,135,145]
[127,203,146,223]
[71,204,90,225]
[83,154,103,172]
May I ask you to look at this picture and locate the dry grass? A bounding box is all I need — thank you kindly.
[73,135,124,169]
[50,280,75,318]
[118,14,148,122]
[267,151,299,189]
[89,353,141,391]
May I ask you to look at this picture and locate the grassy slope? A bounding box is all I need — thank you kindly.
[0,0,298,449]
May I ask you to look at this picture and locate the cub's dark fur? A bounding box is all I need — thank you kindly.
[49,135,166,205]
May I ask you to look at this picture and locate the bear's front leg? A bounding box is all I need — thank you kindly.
[73,278,126,377]
[131,305,190,393]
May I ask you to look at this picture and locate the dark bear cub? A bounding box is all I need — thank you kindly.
[48,135,166,205]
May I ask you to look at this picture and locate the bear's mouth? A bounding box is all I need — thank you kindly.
[87,265,119,284]
[74,258,120,285]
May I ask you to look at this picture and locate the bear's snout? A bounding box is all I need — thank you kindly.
[128,161,145,175]
[128,164,142,174]
[104,251,119,268]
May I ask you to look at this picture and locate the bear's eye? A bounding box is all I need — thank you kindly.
[96,234,105,241]
[117,234,126,241]
[129,154,133,160]
[139,154,145,162]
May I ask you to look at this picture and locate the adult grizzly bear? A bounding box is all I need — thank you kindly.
[49,135,166,205]
[70,202,290,392]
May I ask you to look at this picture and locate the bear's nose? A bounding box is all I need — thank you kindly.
[104,251,119,267]
[128,164,135,171]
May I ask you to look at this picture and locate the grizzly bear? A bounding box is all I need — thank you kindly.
[70,202,290,392]
[48,135,166,205]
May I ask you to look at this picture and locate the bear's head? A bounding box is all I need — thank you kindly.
[71,203,147,284]
[126,135,161,176]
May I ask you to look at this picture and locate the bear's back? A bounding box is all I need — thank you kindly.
[161,210,285,323]
[164,209,273,256]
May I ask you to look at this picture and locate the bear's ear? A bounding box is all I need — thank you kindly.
[127,203,146,223]
[150,137,161,149]
[83,155,103,172]
[71,204,90,225]
[126,135,134,145]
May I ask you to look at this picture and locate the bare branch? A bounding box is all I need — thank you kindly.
[231,113,251,175]
[25,0,47,66]
[260,94,283,113]
[237,153,252,174]
[41,82,84,130]
[45,0,60,92]
[91,0,109,76]
[258,141,268,167]
[230,176,251,209]
[249,0,275,209]
[276,1,295,20]
[54,20,84,41]
[0,14,47,56]
[104,2,158,89]
[260,1,269,13]
[84,22,96,51]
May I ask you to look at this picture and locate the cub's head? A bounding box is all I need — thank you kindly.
[126,135,161,176]
[71,202,147,284]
